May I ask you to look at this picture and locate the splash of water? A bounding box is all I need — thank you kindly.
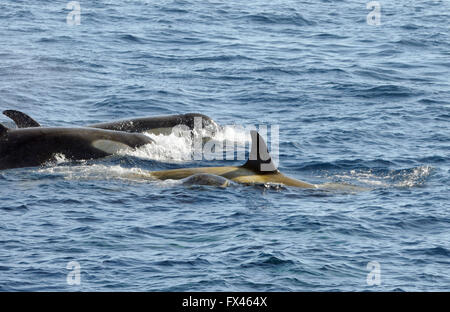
[119,124,250,163]
[323,165,433,188]
[38,164,146,181]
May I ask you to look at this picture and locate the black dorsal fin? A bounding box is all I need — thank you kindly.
[0,123,8,136]
[3,110,41,128]
[242,130,278,173]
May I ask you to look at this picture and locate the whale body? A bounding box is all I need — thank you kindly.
[145,131,316,188]
[0,124,154,170]
[146,132,369,191]
[2,110,218,136]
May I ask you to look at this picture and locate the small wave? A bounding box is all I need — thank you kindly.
[306,67,347,75]
[386,215,448,231]
[405,247,450,257]
[158,7,189,14]
[314,33,348,40]
[241,253,295,268]
[394,39,427,48]
[185,54,253,62]
[254,67,299,75]
[243,12,316,27]
[154,257,211,267]
[0,204,29,212]
[321,166,433,188]
[300,159,395,171]
[353,85,416,98]
[400,24,420,30]
[37,37,58,43]
[118,34,144,43]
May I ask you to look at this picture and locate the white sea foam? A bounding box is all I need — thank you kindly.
[321,165,433,189]
[41,153,70,167]
[40,164,149,182]
[393,165,433,187]
[118,124,251,163]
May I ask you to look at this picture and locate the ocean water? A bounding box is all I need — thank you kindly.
[0,0,449,291]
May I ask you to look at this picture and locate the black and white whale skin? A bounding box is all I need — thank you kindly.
[0,124,154,170]
[3,110,218,135]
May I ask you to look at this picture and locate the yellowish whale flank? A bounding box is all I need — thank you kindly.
[145,131,316,188]
[149,166,315,188]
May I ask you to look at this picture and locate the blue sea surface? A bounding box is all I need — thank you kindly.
[0,0,449,291]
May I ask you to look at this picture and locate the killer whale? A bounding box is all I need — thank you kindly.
[0,124,154,170]
[148,132,368,191]
[90,113,217,135]
[145,131,316,188]
[3,110,218,136]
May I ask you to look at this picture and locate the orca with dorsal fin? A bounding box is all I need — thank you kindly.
[0,123,154,170]
[145,131,316,188]
[2,110,218,135]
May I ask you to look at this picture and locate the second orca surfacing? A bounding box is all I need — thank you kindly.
[145,131,316,188]
[2,110,218,136]
[143,132,368,191]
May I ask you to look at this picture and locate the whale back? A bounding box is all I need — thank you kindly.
[2,110,219,136]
